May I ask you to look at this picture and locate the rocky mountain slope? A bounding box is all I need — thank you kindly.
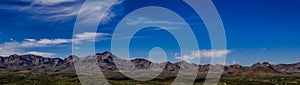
[0,52,299,76]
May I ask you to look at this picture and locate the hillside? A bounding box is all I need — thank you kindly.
[0,52,299,84]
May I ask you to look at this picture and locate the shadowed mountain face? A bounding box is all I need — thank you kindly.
[0,52,299,76]
[272,62,300,73]
[0,54,72,70]
[130,58,152,69]
[233,62,281,77]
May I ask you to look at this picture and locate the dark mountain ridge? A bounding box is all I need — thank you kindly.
[0,52,299,76]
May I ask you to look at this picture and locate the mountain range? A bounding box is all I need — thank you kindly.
[0,52,299,76]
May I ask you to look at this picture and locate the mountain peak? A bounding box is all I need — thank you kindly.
[64,55,78,62]
[9,54,19,57]
[252,62,271,67]
[0,52,299,75]
[22,54,41,56]
[236,62,280,76]
[131,58,150,62]
[96,51,112,56]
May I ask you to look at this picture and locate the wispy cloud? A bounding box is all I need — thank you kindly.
[22,38,70,47]
[0,42,22,56]
[0,32,109,57]
[76,0,123,24]
[260,48,267,51]
[126,17,184,25]
[73,32,110,43]
[175,49,232,63]
[21,32,109,47]
[30,0,79,6]
[126,17,184,30]
[230,60,240,65]
[1,0,123,22]
[27,0,83,21]
[126,17,183,25]
[24,51,55,57]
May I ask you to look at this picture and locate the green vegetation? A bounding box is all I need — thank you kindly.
[220,76,300,85]
[0,71,80,85]
[0,70,299,85]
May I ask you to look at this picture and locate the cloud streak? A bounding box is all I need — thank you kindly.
[126,17,183,25]
[0,42,22,56]
[24,51,55,57]
[0,32,109,57]
[30,0,79,6]
[1,0,123,22]
[175,49,232,63]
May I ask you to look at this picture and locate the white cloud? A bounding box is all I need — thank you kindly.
[25,39,36,42]
[0,42,22,56]
[0,32,109,56]
[20,39,70,48]
[72,32,110,44]
[37,39,70,44]
[225,60,240,65]
[41,0,122,22]
[175,49,232,62]
[0,43,55,57]
[74,32,109,41]
[260,48,267,51]
[24,51,55,57]
[21,32,108,47]
[231,60,240,64]
[1,0,123,22]
[10,38,14,41]
[76,0,115,24]
[126,17,183,26]
[31,0,78,6]
[40,6,80,21]
[125,17,184,31]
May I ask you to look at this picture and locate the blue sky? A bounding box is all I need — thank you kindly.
[0,0,299,65]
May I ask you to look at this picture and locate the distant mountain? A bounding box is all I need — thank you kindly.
[272,62,300,73]
[0,52,299,76]
[223,64,244,75]
[0,54,67,69]
[232,62,281,77]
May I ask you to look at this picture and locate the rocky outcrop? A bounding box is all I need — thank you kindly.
[0,52,299,76]
[272,62,300,73]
